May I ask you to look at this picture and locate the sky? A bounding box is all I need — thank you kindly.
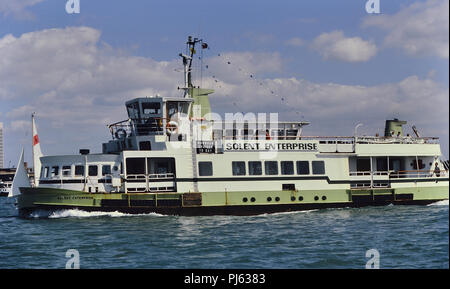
[0,0,448,167]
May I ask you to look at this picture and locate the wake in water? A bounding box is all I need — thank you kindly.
[29,209,166,219]
[427,200,449,206]
[255,209,319,217]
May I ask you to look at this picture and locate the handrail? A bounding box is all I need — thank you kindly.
[390,170,448,178]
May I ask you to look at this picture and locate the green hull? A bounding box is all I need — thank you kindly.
[17,185,449,217]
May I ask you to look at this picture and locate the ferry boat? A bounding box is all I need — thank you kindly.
[15,37,449,216]
[0,181,11,197]
[0,168,15,197]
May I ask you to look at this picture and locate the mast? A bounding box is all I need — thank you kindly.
[179,36,204,98]
[178,36,214,118]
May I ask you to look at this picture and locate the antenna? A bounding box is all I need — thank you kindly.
[412,125,420,137]
[178,36,208,98]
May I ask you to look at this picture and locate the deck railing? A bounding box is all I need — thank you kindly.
[350,170,448,179]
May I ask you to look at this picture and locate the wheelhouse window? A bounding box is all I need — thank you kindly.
[248,161,262,175]
[167,102,178,119]
[126,158,146,175]
[62,166,71,177]
[265,161,278,175]
[126,102,140,120]
[281,161,294,175]
[312,161,325,175]
[139,141,151,151]
[142,102,161,115]
[102,165,111,176]
[74,165,84,177]
[88,165,98,177]
[296,161,310,175]
[198,162,213,176]
[232,161,246,176]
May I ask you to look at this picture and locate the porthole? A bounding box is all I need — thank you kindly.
[251,197,256,202]
[275,197,280,202]
[243,197,248,203]
[267,197,272,202]
[291,196,296,201]
[299,196,304,201]
[322,196,327,201]
[314,196,319,201]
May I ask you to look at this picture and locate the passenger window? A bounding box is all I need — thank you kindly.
[232,161,246,176]
[75,165,84,176]
[198,162,213,176]
[88,165,98,177]
[126,158,145,175]
[248,161,262,175]
[102,165,111,176]
[281,161,294,175]
[44,167,49,178]
[296,161,310,175]
[265,161,278,175]
[51,166,59,177]
[62,166,71,177]
[312,161,325,175]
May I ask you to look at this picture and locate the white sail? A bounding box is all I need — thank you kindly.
[9,148,30,197]
[32,113,43,187]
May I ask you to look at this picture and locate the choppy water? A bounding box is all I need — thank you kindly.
[0,197,448,269]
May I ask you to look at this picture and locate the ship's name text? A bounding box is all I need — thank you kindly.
[225,142,318,151]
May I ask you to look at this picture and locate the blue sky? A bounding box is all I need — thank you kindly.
[0,0,448,166]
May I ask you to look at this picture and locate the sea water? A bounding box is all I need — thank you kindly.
[0,197,447,269]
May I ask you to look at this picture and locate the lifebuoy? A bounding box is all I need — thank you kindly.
[115,128,127,140]
[166,121,179,135]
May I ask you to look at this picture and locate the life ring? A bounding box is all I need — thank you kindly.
[166,121,179,135]
[115,128,127,140]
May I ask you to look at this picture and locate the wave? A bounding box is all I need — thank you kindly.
[255,209,319,217]
[30,209,166,219]
[427,200,449,206]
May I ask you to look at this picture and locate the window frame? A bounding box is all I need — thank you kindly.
[312,161,325,175]
[198,161,213,176]
[248,161,262,176]
[88,165,99,177]
[232,161,246,176]
[264,161,278,175]
[74,165,85,177]
[280,161,294,175]
[296,161,310,175]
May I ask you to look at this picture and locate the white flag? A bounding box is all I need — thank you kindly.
[32,113,43,187]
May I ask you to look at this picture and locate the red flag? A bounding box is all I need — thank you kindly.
[33,134,39,146]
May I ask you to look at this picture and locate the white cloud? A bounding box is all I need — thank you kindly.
[363,0,449,59]
[285,37,304,47]
[0,0,45,18]
[0,26,448,162]
[311,30,377,62]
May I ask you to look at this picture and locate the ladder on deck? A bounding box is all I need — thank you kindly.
[190,123,199,192]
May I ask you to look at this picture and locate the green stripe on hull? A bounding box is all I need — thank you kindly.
[17,185,448,216]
